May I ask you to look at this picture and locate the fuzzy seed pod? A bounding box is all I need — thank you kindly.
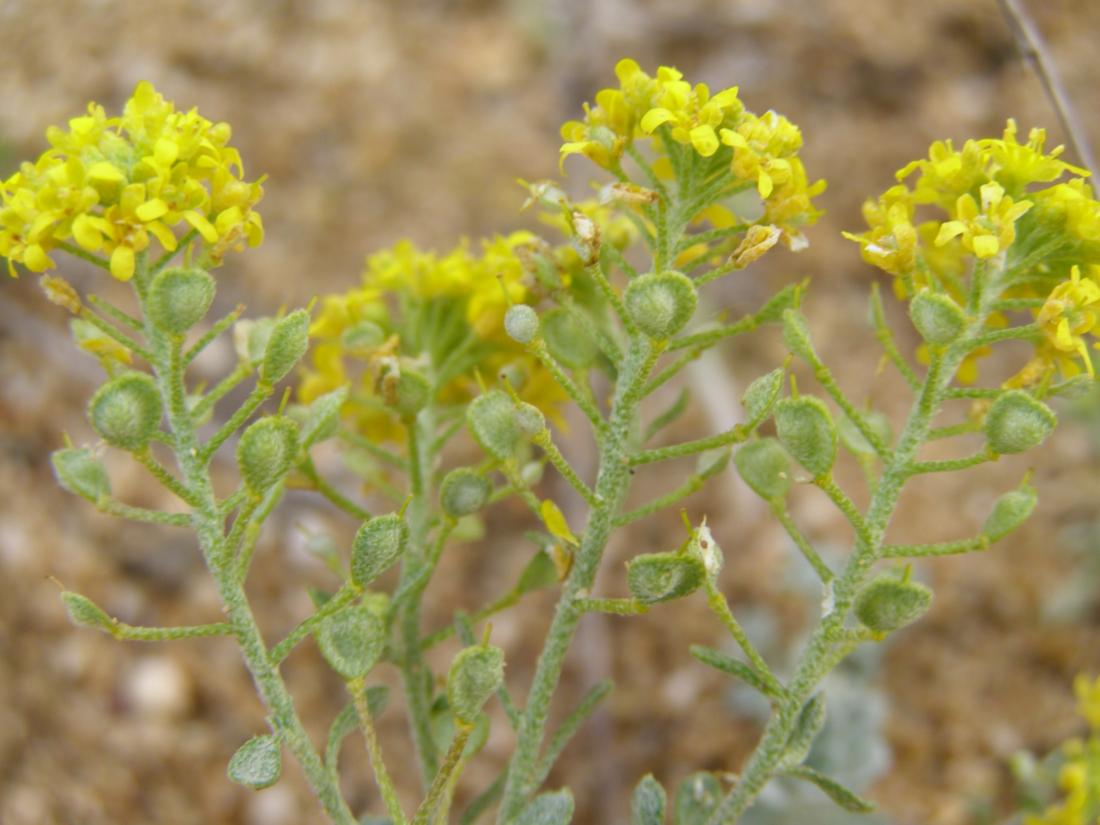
[541,307,598,369]
[781,309,818,362]
[227,735,282,790]
[351,514,408,586]
[147,267,216,335]
[61,591,113,632]
[983,484,1038,540]
[514,402,546,437]
[316,605,384,680]
[626,552,706,604]
[467,390,521,460]
[624,271,698,339]
[854,575,932,633]
[447,644,505,723]
[504,304,540,344]
[742,368,785,426]
[440,469,491,518]
[837,410,892,457]
[774,396,837,477]
[735,439,791,501]
[237,417,298,494]
[261,310,310,384]
[909,291,966,345]
[383,368,431,419]
[52,447,111,501]
[984,390,1056,455]
[88,373,163,451]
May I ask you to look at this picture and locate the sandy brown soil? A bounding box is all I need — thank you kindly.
[2,1,1099,824]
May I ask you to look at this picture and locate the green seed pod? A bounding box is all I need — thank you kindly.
[297,385,348,448]
[467,390,521,460]
[227,734,282,790]
[624,270,698,339]
[351,513,408,586]
[52,447,111,501]
[774,396,837,478]
[742,367,784,426]
[88,373,162,451]
[909,290,966,345]
[383,367,431,419]
[631,775,667,825]
[984,390,1056,455]
[447,644,505,723]
[146,266,216,335]
[505,304,540,344]
[235,317,276,366]
[61,591,114,633]
[837,410,892,457]
[237,417,299,494]
[854,574,932,633]
[626,552,706,604]
[515,402,546,436]
[735,439,791,501]
[516,790,575,825]
[983,484,1038,540]
[261,309,310,384]
[316,605,384,680]
[781,309,818,362]
[440,468,491,518]
[541,307,598,369]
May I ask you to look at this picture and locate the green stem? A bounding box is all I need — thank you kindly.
[533,429,599,506]
[269,584,362,665]
[351,677,408,825]
[769,502,833,584]
[703,580,784,698]
[184,304,245,366]
[880,535,990,558]
[200,382,272,464]
[614,474,706,526]
[189,363,251,423]
[300,456,372,521]
[574,597,649,615]
[630,425,749,466]
[411,723,472,825]
[110,620,233,641]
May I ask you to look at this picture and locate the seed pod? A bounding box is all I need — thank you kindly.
[88,373,163,451]
[505,304,540,344]
[735,439,791,501]
[227,734,282,790]
[52,447,111,501]
[440,469,491,518]
[626,552,706,604]
[781,309,818,362]
[774,396,837,477]
[837,410,892,457]
[383,367,431,419]
[854,574,932,633]
[696,447,731,480]
[984,390,1056,455]
[742,368,784,427]
[297,385,348,448]
[909,291,965,345]
[61,591,114,633]
[624,271,698,339]
[516,790,575,825]
[631,775,667,825]
[541,307,598,369]
[467,390,521,460]
[983,484,1038,540]
[237,417,298,494]
[341,320,386,351]
[316,605,384,679]
[234,317,276,366]
[447,644,505,723]
[351,513,408,586]
[147,266,216,334]
[261,310,310,384]
[514,402,546,437]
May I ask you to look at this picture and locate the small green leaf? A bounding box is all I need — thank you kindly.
[261,310,310,384]
[689,645,775,697]
[631,774,667,825]
[516,550,559,595]
[316,605,384,680]
[515,789,575,825]
[673,772,721,825]
[785,765,875,813]
[778,693,826,769]
[52,447,110,501]
[781,308,818,362]
[299,385,348,447]
[742,368,784,427]
[227,734,282,790]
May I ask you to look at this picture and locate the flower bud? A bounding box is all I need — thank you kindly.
[854,574,932,633]
[984,390,1056,455]
[505,304,540,344]
[626,552,706,604]
[237,417,298,494]
[983,483,1037,540]
[351,513,408,586]
[88,373,162,451]
[440,469,491,518]
[909,291,965,345]
[774,396,837,477]
[515,402,546,437]
[61,591,113,632]
[467,390,521,460]
[781,309,818,362]
[382,367,431,419]
[261,310,310,384]
[541,308,598,369]
[624,271,698,339]
[227,734,282,790]
[447,644,505,723]
[742,367,784,426]
[147,266,216,335]
[735,439,791,501]
[316,605,384,679]
[52,447,111,501]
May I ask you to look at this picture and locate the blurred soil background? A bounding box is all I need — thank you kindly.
[2,1,1100,824]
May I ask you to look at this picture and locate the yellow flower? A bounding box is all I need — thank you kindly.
[640,77,742,158]
[934,181,1032,259]
[1036,266,1100,376]
[980,119,1089,192]
[720,110,803,198]
[843,185,918,279]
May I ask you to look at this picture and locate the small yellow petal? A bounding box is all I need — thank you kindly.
[640,108,675,134]
[154,138,179,167]
[972,234,999,258]
[689,125,719,157]
[183,210,219,243]
[109,245,135,281]
[135,198,169,222]
[934,221,965,246]
[757,170,774,199]
[71,214,102,251]
[540,499,578,546]
[87,161,125,183]
[24,243,54,273]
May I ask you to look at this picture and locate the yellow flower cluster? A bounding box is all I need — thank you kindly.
[299,233,564,442]
[0,81,263,280]
[559,59,823,247]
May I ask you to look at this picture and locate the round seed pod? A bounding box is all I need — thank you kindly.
[774,396,837,478]
[237,417,299,494]
[909,291,966,345]
[147,266,215,335]
[504,304,540,344]
[541,307,598,369]
[735,439,791,501]
[854,575,932,633]
[384,368,431,419]
[88,373,163,452]
[227,734,282,790]
[624,271,698,339]
[52,447,111,501]
[983,484,1038,540]
[514,402,546,437]
[467,390,521,460]
[316,605,384,680]
[984,390,1056,455]
[351,513,408,586]
[447,644,505,723]
[440,469,492,518]
[742,367,785,426]
[61,591,113,632]
[261,310,310,384]
[626,552,706,604]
